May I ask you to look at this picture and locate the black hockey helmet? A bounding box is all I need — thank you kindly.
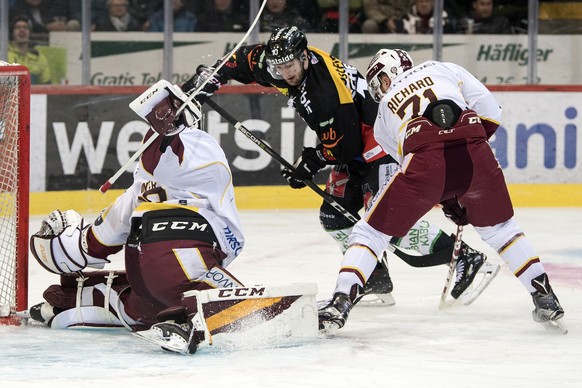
[265,26,308,66]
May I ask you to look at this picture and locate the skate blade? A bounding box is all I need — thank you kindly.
[438,263,500,310]
[459,262,500,306]
[541,318,568,335]
[15,310,31,319]
[357,292,396,307]
[132,328,190,354]
[318,321,340,337]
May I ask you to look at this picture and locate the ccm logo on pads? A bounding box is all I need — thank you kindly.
[217,287,266,298]
[151,221,208,232]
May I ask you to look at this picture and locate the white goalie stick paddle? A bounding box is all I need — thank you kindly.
[98,0,268,193]
[438,224,464,310]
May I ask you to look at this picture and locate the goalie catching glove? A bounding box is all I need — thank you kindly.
[30,209,109,274]
[281,147,327,189]
[181,65,224,104]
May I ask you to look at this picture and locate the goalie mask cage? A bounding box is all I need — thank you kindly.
[0,64,30,324]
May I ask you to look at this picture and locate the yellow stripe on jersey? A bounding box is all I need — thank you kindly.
[193,161,233,205]
[309,46,353,105]
[172,248,207,281]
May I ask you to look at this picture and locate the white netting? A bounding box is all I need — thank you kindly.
[0,69,23,316]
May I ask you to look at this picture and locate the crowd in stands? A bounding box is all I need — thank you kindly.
[7,0,528,35]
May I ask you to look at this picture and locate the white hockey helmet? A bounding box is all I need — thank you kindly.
[129,80,202,136]
[366,49,414,102]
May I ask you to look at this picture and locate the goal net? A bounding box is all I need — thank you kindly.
[0,63,30,324]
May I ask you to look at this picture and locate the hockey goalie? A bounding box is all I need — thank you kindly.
[25,81,318,354]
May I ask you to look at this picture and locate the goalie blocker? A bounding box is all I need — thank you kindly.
[135,283,318,354]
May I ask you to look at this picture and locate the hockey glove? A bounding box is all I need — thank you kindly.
[30,210,110,274]
[281,147,327,189]
[440,197,469,226]
[181,65,224,104]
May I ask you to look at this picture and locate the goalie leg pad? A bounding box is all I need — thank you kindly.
[136,283,319,354]
[38,271,139,329]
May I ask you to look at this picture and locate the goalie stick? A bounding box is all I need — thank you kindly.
[99,133,159,193]
[99,0,268,193]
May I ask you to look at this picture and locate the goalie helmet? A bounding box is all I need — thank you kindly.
[129,80,202,136]
[265,26,308,67]
[366,49,414,103]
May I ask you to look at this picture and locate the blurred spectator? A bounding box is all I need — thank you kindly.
[94,0,143,31]
[145,0,197,32]
[317,0,364,33]
[10,0,80,34]
[397,0,456,33]
[459,0,513,34]
[289,0,322,31]
[130,0,155,25]
[260,0,313,32]
[362,0,411,33]
[7,15,51,84]
[196,0,249,32]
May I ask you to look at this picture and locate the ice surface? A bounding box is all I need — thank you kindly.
[1,208,581,388]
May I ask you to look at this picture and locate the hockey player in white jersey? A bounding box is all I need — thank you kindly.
[26,82,247,350]
[319,49,567,334]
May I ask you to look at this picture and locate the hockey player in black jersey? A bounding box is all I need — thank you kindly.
[181,26,498,307]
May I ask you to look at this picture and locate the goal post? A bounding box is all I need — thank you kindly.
[0,63,30,324]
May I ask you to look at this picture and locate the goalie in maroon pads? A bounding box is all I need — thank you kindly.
[26,81,245,337]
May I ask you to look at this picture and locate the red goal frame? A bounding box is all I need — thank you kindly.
[0,65,30,324]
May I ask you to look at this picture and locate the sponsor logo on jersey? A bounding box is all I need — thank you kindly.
[299,88,312,114]
[321,128,337,142]
[205,268,239,288]
[224,226,242,255]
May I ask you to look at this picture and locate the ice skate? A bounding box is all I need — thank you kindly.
[451,242,499,306]
[133,321,204,354]
[19,302,60,325]
[531,273,567,334]
[318,293,353,336]
[355,252,396,306]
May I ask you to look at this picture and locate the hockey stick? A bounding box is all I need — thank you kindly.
[98,1,267,193]
[205,98,455,265]
[206,98,359,224]
[99,133,158,193]
[438,224,464,310]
